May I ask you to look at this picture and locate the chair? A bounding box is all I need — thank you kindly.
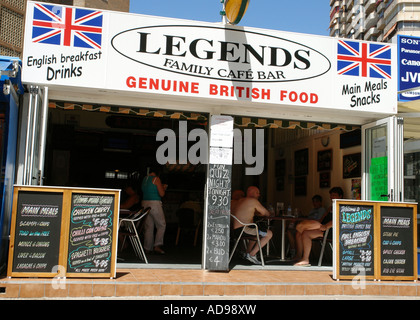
[175,208,201,246]
[118,207,151,263]
[229,214,265,266]
[315,228,333,266]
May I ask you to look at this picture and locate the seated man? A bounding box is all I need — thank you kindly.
[231,186,273,265]
[294,187,343,266]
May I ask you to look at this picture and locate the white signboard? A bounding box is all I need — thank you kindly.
[22,1,397,115]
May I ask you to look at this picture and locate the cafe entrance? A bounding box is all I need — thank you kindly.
[39,101,209,266]
[16,2,403,271]
[13,94,404,270]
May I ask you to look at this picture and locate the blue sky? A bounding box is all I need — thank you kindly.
[129,1,331,36]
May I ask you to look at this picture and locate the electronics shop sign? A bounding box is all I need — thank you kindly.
[22,1,397,114]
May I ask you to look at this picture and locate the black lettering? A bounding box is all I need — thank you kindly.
[137,32,160,54]
[189,39,215,60]
[164,35,186,57]
[219,41,240,62]
[269,47,292,67]
[294,50,310,70]
[243,44,265,65]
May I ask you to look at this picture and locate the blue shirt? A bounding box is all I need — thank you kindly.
[141,175,161,201]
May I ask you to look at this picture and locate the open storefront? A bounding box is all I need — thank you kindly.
[10,1,404,271]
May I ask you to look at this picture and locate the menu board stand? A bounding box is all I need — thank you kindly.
[333,200,417,281]
[204,115,234,271]
[7,186,120,279]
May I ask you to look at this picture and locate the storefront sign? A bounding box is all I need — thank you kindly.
[333,200,417,281]
[398,35,420,102]
[22,1,398,116]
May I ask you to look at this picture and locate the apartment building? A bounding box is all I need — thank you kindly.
[330,0,420,42]
[0,0,129,58]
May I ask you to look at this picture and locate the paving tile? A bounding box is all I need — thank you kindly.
[285,284,305,295]
[265,284,286,296]
[0,284,20,298]
[68,283,93,297]
[182,284,204,296]
[204,284,225,296]
[224,284,246,296]
[116,284,139,296]
[92,283,116,297]
[245,284,266,295]
[20,283,44,298]
[138,283,161,296]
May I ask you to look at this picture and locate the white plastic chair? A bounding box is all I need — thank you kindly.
[118,207,151,263]
[229,214,265,266]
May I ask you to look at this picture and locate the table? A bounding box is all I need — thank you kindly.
[263,215,308,262]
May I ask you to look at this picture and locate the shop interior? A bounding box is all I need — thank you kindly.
[44,101,363,267]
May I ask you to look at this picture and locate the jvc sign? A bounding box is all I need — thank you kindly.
[398,35,420,102]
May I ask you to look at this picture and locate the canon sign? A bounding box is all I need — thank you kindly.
[111,25,331,83]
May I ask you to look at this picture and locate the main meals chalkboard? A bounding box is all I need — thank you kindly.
[8,186,120,278]
[10,191,64,275]
[380,206,416,280]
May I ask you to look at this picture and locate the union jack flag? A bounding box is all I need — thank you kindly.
[337,40,391,79]
[31,3,103,49]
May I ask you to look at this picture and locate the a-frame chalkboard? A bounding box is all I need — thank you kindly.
[333,200,417,281]
[7,186,120,278]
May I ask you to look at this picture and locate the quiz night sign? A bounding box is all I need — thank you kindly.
[22,1,397,116]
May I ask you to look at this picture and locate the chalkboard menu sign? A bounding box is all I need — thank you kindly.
[205,115,233,271]
[337,203,375,279]
[205,163,232,271]
[380,206,416,280]
[334,200,417,281]
[67,193,115,274]
[10,191,63,275]
[337,203,375,278]
[8,186,120,278]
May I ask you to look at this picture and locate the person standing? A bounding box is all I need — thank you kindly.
[141,165,167,254]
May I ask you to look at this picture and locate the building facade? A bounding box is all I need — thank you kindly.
[329,0,420,42]
[0,0,129,58]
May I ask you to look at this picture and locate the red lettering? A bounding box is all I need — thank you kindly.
[125,76,200,94]
[279,90,318,104]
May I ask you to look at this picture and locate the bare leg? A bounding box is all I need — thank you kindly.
[295,231,303,259]
[249,230,273,257]
[294,229,324,266]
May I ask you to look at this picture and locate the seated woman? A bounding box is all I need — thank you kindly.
[120,184,141,211]
[294,187,343,267]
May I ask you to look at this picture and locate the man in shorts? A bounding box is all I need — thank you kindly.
[231,186,273,264]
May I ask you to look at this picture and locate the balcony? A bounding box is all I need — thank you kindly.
[377,17,386,29]
[365,0,377,15]
[354,25,365,38]
[364,27,380,40]
[365,11,380,30]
